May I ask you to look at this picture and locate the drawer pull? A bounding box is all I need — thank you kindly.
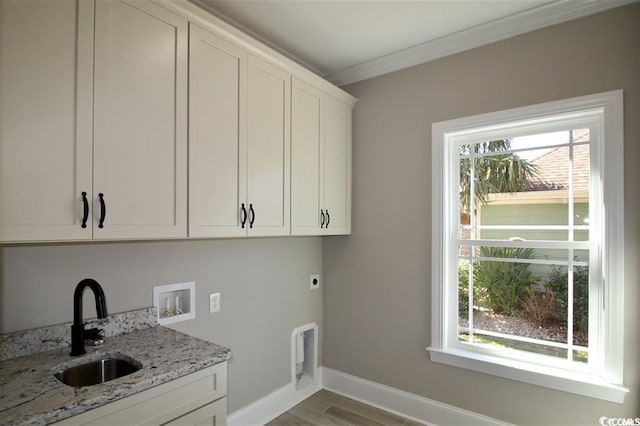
[240,203,247,228]
[98,193,106,228]
[81,192,89,228]
[249,204,255,229]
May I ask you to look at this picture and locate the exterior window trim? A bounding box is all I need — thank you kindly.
[427,90,627,403]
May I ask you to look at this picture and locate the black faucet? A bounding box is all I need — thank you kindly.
[70,278,108,356]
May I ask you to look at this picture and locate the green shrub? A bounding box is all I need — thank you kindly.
[546,265,589,334]
[473,247,536,316]
[458,259,487,316]
[458,260,470,316]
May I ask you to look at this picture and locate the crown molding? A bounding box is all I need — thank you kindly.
[188,0,324,76]
[326,0,639,87]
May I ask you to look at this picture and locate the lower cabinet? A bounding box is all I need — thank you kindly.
[55,362,226,425]
[165,397,226,426]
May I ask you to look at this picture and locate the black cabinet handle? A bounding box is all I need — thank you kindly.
[326,210,330,228]
[320,209,325,228]
[249,203,255,229]
[240,203,247,228]
[98,193,106,229]
[81,192,89,228]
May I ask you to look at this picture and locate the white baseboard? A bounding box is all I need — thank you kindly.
[228,366,509,426]
[322,367,510,426]
[227,367,323,426]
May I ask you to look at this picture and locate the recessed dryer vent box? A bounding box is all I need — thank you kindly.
[153,282,195,325]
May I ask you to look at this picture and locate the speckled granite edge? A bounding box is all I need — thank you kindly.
[0,307,158,361]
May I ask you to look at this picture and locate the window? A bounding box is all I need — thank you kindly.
[428,91,627,403]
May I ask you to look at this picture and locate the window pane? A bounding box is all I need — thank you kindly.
[573,349,588,364]
[573,249,590,263]
[480,202,570,228]
[572,265,589,347]
[511,130,571,151]
[457,256,471,326]
[458,151,472,220]
[455,244,594,361]
[462,131,591,243]
[458,155,472,240]
[573,140,590,242]
[574,203,590,242]
[464,333,569,361]
[527,263,569,343]
[538,258,589,344]
[478,209,575,241]
[472,246,537,316]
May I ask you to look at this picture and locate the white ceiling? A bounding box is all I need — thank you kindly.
[192,0,637,85]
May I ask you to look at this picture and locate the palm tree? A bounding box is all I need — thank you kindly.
[459,139,538,215]
[457,139,539,318]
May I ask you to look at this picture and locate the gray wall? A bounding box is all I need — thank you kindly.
[324,4,640,425]
[0,237,323,412]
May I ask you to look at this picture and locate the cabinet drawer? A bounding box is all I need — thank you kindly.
[56,362,226,425]
[164,397,226,426]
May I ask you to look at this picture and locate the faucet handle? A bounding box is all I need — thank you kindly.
[84,328,105,347]
[84,327,103,339]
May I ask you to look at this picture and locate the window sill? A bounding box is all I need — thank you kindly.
[427,347,628,403]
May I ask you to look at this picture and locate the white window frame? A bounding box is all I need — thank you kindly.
[428,90,627,403]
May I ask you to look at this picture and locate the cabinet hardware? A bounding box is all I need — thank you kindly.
[98,193,106,228]
[320,209,325,228]
[240,203,247,228]
[81,192,89,228]
[249,204,255,229]
[326,210,330,228]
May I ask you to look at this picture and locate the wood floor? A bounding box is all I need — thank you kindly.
[266,390,424,426]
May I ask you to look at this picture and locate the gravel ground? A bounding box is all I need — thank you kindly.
[459,310,588,346]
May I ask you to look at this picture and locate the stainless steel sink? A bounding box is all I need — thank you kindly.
[54,354,142,387]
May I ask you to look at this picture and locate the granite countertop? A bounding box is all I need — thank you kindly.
[0,312,231,426]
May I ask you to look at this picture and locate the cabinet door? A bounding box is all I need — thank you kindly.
[246,55,290,237]
[189,24,247,238]
[93,0,187,239]
[165,397,227,426]
[0,0,93,242]
[290,78,324,236]
[323,95,352,235]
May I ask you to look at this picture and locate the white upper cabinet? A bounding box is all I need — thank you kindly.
[0,0,94,242]
[291,79,324,235]
[0,0,188,242]
[1,0,352,243]
[246,54,291,237]
[291,78,352,235]
[189,23,290,238]
[323,95,352,235]
[93,0,188,239]
[188,24,247,238]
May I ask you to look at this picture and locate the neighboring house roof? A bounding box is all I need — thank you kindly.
[527,142,590,192]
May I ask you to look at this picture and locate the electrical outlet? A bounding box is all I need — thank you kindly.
[209,293,220,313]
[310,274,320,290]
